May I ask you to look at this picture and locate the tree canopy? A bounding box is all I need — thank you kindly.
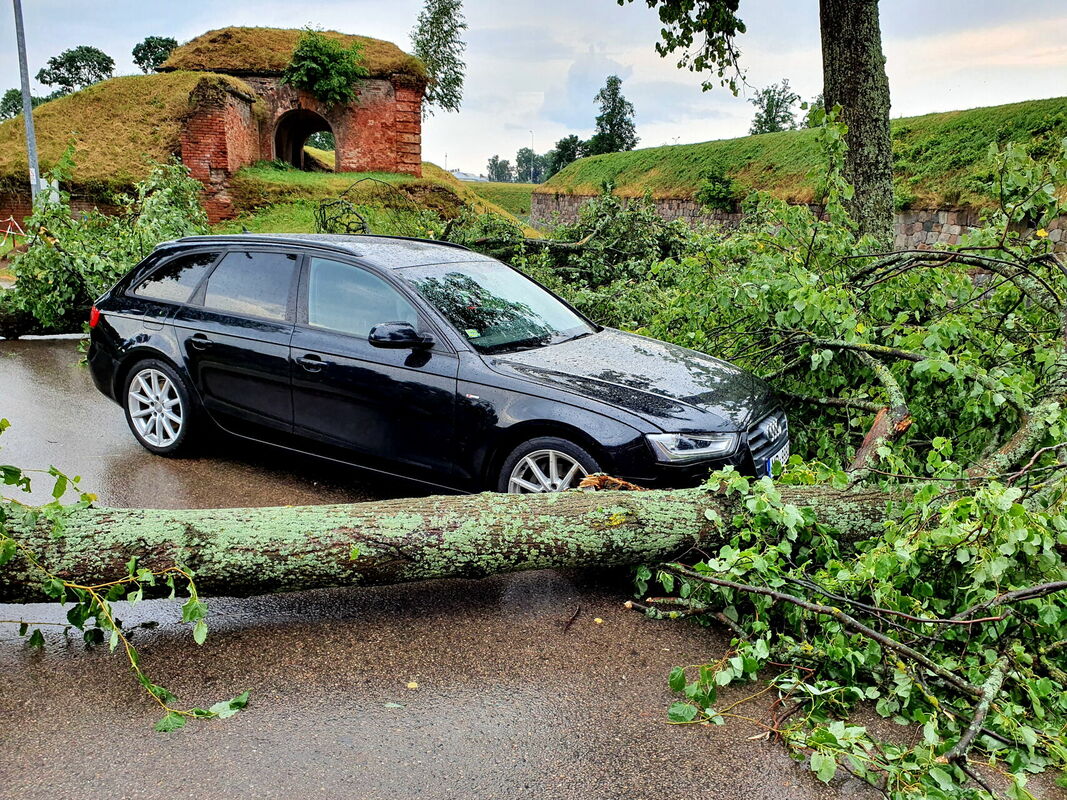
[410,0,467,115]
[748,78,799,135]
[35,45,114,95]
[587,75,638,156]
[132,36,178,73]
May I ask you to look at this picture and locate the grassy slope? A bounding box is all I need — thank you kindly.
[162,26,426,81]
[539,96,1067,208]
[465,182,537,217]
[219,162,538,236]
[0,71,253,195]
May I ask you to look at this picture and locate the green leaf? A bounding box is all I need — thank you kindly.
[349,545,361,560]
[192,619,208,646]
[0,537,16,566]
[181,597,207,624]
[208,690,250,719]
[155,712,186,732]
[27,628,45,648]
[809,752,837,783]
[667,702,698,723]
[668,666,686,692]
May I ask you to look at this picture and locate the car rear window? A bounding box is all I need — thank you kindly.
[202,251,299,321]
[131,252,218,303]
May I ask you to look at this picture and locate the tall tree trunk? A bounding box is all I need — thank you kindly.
[0,486,893,603]
[819,0,894,244]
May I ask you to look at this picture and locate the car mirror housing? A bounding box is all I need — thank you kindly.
[369,321,434,349]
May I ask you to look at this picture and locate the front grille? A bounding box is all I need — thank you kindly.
[748,409,789,464]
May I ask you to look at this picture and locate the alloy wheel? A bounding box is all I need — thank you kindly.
[127,368,184,448]
[507,449,588,494]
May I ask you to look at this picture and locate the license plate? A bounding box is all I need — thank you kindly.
[766,442,790,477]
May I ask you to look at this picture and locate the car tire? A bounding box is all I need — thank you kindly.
[497,436,601,494]
[122,359,196,457]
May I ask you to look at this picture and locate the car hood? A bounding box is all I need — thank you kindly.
[488,328,774,431]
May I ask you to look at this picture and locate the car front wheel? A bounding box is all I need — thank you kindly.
[123,359,195,456]
[497,436,601,494]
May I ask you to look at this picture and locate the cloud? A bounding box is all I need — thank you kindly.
[540,49,633,128]
[466,25,575,62]
[626,80,735,124]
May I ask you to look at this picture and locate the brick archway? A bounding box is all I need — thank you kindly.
[273,108,334,170]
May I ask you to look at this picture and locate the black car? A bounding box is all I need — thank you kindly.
[87,234,789,494]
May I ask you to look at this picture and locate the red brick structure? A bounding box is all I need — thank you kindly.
[166,27,427,222]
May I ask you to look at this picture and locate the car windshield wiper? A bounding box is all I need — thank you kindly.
[553,330,595,345]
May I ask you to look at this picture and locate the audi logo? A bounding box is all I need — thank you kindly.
[763,417,785,441]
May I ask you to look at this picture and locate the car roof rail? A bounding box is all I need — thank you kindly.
[172,233,475,253]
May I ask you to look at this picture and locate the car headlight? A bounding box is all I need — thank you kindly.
[646,432,739,462]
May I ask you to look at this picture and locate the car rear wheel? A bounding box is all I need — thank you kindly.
[497,436,601,494]
[123,360,195,456]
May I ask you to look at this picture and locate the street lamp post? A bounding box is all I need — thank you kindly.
[11,0,41,201]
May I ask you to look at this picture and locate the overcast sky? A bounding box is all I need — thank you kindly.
[2,1,1065,175]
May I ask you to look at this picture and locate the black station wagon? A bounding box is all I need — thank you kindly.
[87,234,789,493]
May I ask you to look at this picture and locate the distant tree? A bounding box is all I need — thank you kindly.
[537,151,555,182]
[586,75,638,156]
[35,46,114,95]
[803,92,825,128]
[515,148,536,182]
[0,88,47,119]
[411,0,467,115]
[748,78,799,135]
[306,131,335,150]
[132,36,178,73]
[283,29,368,108]
[547,134,586,177]
[486,155,513,183]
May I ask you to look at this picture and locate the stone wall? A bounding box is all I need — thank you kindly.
[531,192,1067,252]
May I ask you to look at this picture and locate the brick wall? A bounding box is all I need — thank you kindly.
[245,76,423,178]
[531,192,1067,252]
[0,194,123,232]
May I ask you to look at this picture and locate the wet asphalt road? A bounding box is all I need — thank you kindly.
[0,339,878,799]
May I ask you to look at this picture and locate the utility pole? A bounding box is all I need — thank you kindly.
[12,0,41,201]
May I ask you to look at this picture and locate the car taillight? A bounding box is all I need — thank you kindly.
[89,306,100,328]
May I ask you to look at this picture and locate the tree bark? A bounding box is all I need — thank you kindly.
[0,486,894,604]
[819,0,894,243]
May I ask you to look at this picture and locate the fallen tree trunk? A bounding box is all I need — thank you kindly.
[0,486,893,603]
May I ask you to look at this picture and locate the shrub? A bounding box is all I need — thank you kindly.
[695,160,739,212]
[282,29,368,108]
[10,151,207,329]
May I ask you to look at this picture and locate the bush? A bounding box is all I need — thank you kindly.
[695,160,740,212]
[10,151,207,329]
[282,29,368,108]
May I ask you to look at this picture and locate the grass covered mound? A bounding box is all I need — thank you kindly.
[466,182,537,217]
[539,96,1067,209]
[161,27,427,82]
[221,161,538,236]
[0,72,252,197]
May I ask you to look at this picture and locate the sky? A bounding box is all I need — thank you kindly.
[2,1,1066,175]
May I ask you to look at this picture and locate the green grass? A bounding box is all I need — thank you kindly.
[231,161,537,233]
[466,182,537,217]
[540,96,1067,208]
[0,71,254,196]
[219,161,540,237]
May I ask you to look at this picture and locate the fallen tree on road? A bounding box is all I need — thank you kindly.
[0,484,891,604]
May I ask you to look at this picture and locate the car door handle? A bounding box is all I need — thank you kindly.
[297,353,325,373]
[189,334,212,350]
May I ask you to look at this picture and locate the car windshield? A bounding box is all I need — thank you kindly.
[400,260,596,354]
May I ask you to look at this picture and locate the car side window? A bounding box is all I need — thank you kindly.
[202,251,299,321]
[131,251,218,303]
[307,257,420,338]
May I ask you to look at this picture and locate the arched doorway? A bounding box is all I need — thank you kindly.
[273,109,334,170]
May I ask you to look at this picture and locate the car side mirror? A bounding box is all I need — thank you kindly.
[369,321,434,349]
